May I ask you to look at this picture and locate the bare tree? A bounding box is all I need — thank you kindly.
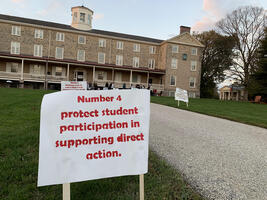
[216,6,266,100]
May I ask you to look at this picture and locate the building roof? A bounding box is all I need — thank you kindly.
[0,14,164,44]
[71,6,94,14]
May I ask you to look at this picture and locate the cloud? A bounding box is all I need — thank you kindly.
[36,1,63,17]
[94,13,104,20]
[192,0,256,32]
[11,0,24,3]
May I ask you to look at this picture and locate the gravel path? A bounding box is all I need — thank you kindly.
[149,103,267,200]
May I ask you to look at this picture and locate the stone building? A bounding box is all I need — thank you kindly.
[0,6,204,97]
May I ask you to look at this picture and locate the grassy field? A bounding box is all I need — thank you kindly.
[151,96,267,129]
[0,88,203,200]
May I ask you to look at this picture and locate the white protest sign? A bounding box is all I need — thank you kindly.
[175,88,189,103]
[38,89,150,187]
[61,81,87,91]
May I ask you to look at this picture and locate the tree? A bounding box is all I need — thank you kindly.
[216,6,266,100]
[196,31,236,98]
[250,27,267,99]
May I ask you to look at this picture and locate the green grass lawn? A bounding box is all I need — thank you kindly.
[0,88,203,200]
[151,96,267,129]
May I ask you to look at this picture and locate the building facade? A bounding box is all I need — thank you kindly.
[0,6,204,97]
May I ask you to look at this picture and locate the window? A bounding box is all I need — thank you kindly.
[11,63,19,73]
[132,74,141,83]
[148,59,155,69]
[99,39,106,47]
[87,14,91,25]
[73,12,77,22]
[191,61,197,71]
[32,65,41,74]
[133,43,140,52]
[182,53,187,60]
[172,45,179,53]
[189,92,196,98]
[11,26,21,36]
[34,44,43,57]
[96,71,107,80]
[80,13,85,22]
[55,47,64,59]
[116,55,123,66]
[192,48,197,55]
[35,29,43,39]
[170,75,176,86]
[98,52,105,64]
[78,35,86,44]
[77,50,85,61]
[171,58,177,69]
[56,32,64,41]
[133,57,139,68]
[117,41,123,50]
[149,46,156,54]
[55,67,63,76]
[189,77,196,88]
[11,42,20,54]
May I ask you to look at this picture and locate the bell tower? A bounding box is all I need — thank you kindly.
[71,6,93,31]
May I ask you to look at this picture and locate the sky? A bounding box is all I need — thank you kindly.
[1,0,266,40]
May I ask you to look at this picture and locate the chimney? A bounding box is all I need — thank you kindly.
[180,26,191,34]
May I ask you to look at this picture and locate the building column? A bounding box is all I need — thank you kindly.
[130,70,132,86]
[146,72,149,88]
[92,66,95,83]
[19,59,24,88]
[112,69,114,83]
[67,64,70,81]
[44,61,48,90]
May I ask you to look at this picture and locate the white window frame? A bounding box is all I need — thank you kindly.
[78,35,86,44]
[80,13,86,22]
[34,44,43,57]
[116,55,123,66]
[99,39,106,47]
[77,50,85,61]
[192,47,197,55]
[171,58,177,69]
[149,46,156,54]
[189,77,196,88]
[133,43,140,52]
[117,41,123,50]
[98,52,105,64]
[55,66,63,76]
[148,59,155,69]
[56,32,64,42]
[189,92,196,98]
[170,75,176,86]
[11,63,19,73]
[55,47,64,59]
[191,61,197,71]
[11,26,21,36]
[172,45,179,53]
[133,57,140,68]
[11,42,20,54]
[34,29,43,39]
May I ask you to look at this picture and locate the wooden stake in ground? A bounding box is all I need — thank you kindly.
[139,174,144,200]
[177,100,180,107]
[63,183,70,200]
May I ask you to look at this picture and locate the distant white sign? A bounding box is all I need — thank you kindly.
[175,88,189,103]
[38,90,150,186]
[61,81,87,91]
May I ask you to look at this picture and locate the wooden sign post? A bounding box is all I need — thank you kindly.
[139,174,144,200]
[63,183,70,200]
